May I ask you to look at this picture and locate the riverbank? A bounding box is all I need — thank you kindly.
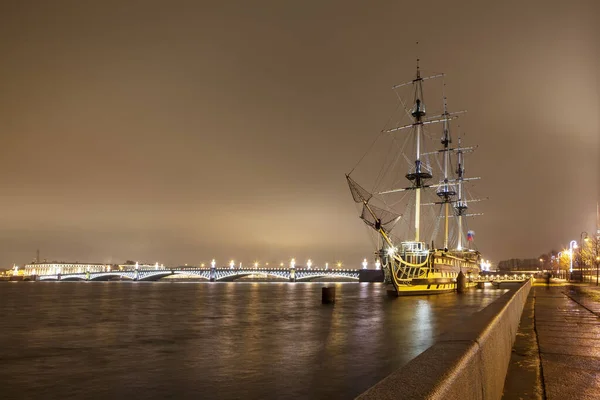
[503,283,600,399]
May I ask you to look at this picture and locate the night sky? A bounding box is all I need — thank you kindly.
[0,0,598,268]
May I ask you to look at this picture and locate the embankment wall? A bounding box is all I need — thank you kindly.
[357,280,531,400]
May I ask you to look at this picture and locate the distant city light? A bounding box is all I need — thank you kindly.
[480,259,491,271]
[307,259,312,269]
[230,260,235,269]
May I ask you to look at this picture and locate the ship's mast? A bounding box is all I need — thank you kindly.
[455,138,467,250]
[436,95,455,250]
[406,59,432,242]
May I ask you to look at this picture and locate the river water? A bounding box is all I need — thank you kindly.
[0,282,507,399]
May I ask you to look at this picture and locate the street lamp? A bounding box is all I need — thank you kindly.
[596,255,600,286]
[580,232,589,282]
[569,240,577,280]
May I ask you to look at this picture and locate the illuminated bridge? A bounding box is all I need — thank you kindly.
[36,266,362,282]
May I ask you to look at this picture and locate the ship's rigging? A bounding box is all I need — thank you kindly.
[346,61,485,254]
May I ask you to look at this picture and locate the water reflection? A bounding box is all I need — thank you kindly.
[0,282,506,399]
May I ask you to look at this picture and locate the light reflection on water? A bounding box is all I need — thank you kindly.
[0,282,507,399]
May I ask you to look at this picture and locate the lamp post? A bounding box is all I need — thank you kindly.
[596,256,600,286]
[557,251,564,279]
[580,232,589,282]
[569,240,577,280]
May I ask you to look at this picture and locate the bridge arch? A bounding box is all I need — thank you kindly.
[296,273,359,282]
[215,270,290,281]
[60,276,87,281]
[89,273,134,281]
[139,271,210,281]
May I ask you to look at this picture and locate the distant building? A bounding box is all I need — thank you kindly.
[23,261,167,276]
[24,262,111,275]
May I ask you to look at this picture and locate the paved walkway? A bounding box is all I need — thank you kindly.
[503,285,600,399]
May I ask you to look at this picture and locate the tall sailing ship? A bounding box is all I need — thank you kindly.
[346,60,483,296]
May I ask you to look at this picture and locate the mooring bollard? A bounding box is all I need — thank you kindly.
[456,271,466,293]
[322,287,336,304]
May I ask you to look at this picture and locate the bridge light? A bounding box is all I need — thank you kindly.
[337,261,342,268]
[290,258,296,269]
[362,258,368,269]
[325,262,328,270]
[230,260,235,269]
[307,259,312,269]
[211,259,216,269]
